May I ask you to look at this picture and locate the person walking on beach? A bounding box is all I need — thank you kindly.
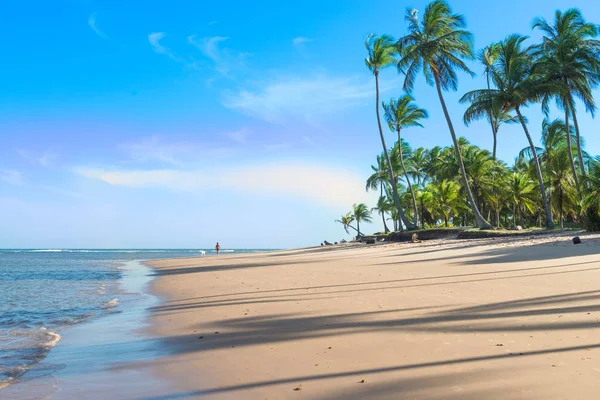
[215,242,221,255]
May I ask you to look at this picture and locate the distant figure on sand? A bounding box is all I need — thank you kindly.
[215,242,221,255]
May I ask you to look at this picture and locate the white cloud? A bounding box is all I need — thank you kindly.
[120,135,238,165]
[75,163,370,209]
[302,136,315,146]
[17,149,58,168]
[88,13,107,39]
[188,35,248,76]
[292,36,312,48]
[0,169,24,186]
[221,128,249,144]
[148,32,180,61]
[40,185,92,200]
[222,73,380,124]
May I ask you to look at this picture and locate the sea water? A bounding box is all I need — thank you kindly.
[0,249,266,394]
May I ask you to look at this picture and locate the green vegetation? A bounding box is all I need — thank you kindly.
[337,1,600,238]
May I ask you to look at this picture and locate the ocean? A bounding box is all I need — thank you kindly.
[0,248,267,393]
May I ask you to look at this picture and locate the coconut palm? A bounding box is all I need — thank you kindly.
[406,147,429,186]
[473,43,521,160]
[396,0,492,229]
[583,157,600,215]
[533,8,600,183]
[383,95,428,226]
[429,180,461,227]
[477,43,502,159]
[352,203,373,236]
[461,34,555,228]
[365,34,415,230]
[335,213,360,236]
[366,155,391,197]
[508,172,537,227]
[372,195,393,233]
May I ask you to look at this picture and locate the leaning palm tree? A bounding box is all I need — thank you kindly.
[372,195,393,233]
[352,203,373,236]
[365,34,415,230]
[533,8,600,183]
[383,95,428,227]
[335,212,360,236]
[461,34,555,228]
[396,0,492,229]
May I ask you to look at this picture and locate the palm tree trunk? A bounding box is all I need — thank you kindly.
[433,74,492,229]
[381,212,389,233]
[375,71,414,230]
[379,186,390,233]
[486,73,498,160]
[357,220,361,237]
[515,106,554,228]
[559,186,564,229]
[570,104,587,180]
[421,197,425,229]
[564,106,581,197]
[397,128,419,226]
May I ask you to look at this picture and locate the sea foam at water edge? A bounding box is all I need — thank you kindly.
[104,298,119,309]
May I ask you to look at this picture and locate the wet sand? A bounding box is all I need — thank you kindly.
[147,232,600,399]
[1,261,175,400]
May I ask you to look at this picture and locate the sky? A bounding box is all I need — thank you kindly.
[1,0,599,248]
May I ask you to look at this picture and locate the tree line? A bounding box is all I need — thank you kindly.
[337,0,600,236]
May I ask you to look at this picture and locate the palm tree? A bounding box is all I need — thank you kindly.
[477,43,503,159]
[430,180,461,227]
[583,157,600,216]
[352,203,373,236]
[366,155,391,197]
[383,95,428,226]
[461,34,555,228]
[508,172,536,227]
[406,147,429,186]
[533,8,600,184]
[335,213,360,236]
[372,195,393,233]
[365,34,416,230]
[396,0,492,229]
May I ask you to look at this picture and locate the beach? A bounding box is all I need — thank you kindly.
[147,232,600,399]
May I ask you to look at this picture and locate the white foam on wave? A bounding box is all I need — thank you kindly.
[42,331,61,348]
[104,298,119,308]
[30,249,72,253]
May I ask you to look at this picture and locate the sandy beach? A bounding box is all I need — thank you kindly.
[146,232,600,399]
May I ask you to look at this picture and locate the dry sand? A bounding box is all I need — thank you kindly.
[146,232,600,400]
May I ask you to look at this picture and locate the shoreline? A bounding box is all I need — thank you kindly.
[1,260,174,400]
[145,232,600,399]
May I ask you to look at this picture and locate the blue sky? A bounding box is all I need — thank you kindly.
[1,0,599,248]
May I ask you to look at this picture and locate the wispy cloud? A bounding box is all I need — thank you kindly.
[222,128,249,144]
[148,32,181,62]
[120,136,194,165]
[188,35,249,77]
[0,169,24,186]
[223,73,382,124]
[75,163,369,209]
[88,13,107,39]
[17,149,58,168]
[120,135,238,166]
[292,36,312,49]
[40,185,93,200]
[302,136,315,146]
